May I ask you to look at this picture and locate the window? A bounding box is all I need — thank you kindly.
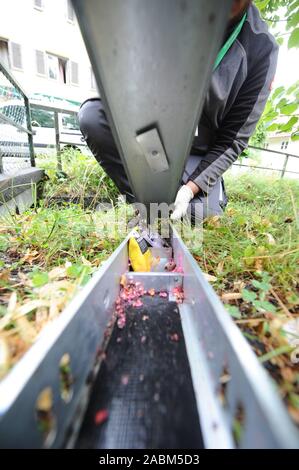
[34,0,43,11]
[67,0,75,22]
[69,61,79,85]
[9,42,23,70]
[36,50,46,76]
[46,53,68,84]
[0,39,9,69]
[281,141,289,150]
[47,54,59,80]
[90,68,96,90]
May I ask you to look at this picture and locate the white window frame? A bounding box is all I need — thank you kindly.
[0,38,9,70]
[35,50,46,77]
[66,0,75,23]
[69,60,79,86]
[33,0,44,11]
[8,41,23,71]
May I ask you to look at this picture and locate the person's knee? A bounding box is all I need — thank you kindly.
[78,98,102,138]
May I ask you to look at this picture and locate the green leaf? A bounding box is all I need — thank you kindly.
[287,80,299,95]
[252,279,271,292]
[242,289,257,302]
[235,215,247,226]
[253,300,277,313]
[280,116,299,132]
[291,132,299,141]
[31,271,49,288]
[288,27,299,48]
[289,393,299,409]
[279,116,299,132]
[243,245,255,257]
[259,345,295,363]
[276,37,284,46]
[287,9,299,29]
[272,86,285,101]
[255,0,271,11]
[225,305,242,319]
[0,235,9,252]
[266,123,278,132]
[280,103,298,115]
[277,97,288,109]
[66,264,92,282]
[66,264,84,278]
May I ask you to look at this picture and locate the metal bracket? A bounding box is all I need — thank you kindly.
[136,128,169,173]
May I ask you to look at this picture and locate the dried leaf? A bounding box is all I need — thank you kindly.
[216,260,224,274]
[203,273,217,283]
[0,335,10,379]
[288,405,299,424]
[0,292,17,330]
[15,300,50,319]
[221,292,242,302]
[21,249,40,264]
[48,266,67,280]
[15,317,36,344]
[265,233,276,245]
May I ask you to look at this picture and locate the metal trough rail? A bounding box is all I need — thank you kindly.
[0,227,298,448]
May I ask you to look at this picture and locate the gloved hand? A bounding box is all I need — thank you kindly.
[170,184,194,220]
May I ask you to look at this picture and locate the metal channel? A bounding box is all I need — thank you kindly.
[171,226,299,449]
[0,233,130,448]
[124,272,183,291]
[1,226,298,448]
[73,0,232,204]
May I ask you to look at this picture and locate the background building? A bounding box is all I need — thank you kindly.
[0,0,97,104]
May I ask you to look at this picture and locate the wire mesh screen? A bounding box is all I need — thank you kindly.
[0,63,33,174]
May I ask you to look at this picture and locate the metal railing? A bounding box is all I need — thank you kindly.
[0,61,35,173]
[234,145,299,178]
[30,102,78,172]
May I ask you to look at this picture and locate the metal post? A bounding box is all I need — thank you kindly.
[54,110,62,171]
[24,96,35,167]
[281,154,289,178]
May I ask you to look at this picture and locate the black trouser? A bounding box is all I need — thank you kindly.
[78,98,227,220]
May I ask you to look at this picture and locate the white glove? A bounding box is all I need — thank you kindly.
[171,185,194,220]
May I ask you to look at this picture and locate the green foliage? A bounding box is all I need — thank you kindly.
[31,271,49,288]
[190,173,299,295]
[253,1,299,139]
[255,0,299,48]
[225,305,242,319]
[258,81,299,140]
[36,149,119,203]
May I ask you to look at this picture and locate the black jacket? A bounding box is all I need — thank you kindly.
[190,3,278,194]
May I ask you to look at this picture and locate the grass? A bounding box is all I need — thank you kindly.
[188,171,299,425]
[36,150,119,205]
[0,150,298,424]
[0,152,132,376]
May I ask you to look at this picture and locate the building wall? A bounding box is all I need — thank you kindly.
[0,0,98,103]
[267,135,299,156]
